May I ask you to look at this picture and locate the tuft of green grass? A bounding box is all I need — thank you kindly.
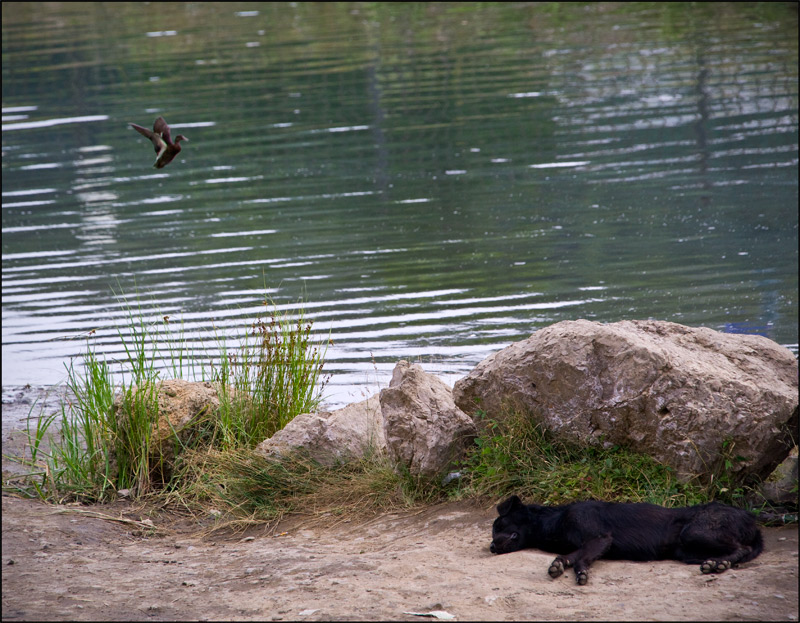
[46,346,120,501]
[460,409,713,507]
[212,304,329,448]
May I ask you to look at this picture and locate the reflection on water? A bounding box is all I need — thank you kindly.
[2,3,797,408]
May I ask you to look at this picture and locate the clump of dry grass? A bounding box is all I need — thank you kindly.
[168,446,445,532]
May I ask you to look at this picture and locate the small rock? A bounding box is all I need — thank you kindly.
[256,395,385,466]
[442,472,461,485]
[404,611,456,620]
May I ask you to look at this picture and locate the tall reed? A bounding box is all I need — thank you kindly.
[214,306,329,447]
[20,292,328,502]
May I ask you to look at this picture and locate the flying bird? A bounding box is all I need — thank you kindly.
[129,116,188,168]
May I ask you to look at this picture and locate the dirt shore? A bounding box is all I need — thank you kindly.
[2,386,798,621]
[1,494,798,622]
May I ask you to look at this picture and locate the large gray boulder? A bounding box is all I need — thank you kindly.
[453,320,798,484]
[380,360,477,478]
[255,395,385,465]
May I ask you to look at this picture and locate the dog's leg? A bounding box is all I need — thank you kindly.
[548,535,613,585]
[699,545,754,574]
[700,559,732,574]
[678,517,756,574]
[548,557,569,578]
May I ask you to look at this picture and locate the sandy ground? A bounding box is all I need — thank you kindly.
[3,386,798,621]
[1,494,798,622]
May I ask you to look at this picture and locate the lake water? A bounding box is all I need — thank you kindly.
[2,3,798,411]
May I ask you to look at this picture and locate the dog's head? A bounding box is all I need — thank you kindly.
[490,495,527,554]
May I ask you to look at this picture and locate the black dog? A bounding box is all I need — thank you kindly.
[490,495,763,585]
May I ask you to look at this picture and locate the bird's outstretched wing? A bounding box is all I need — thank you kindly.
[130,122,167,155]
[153,116,173,145]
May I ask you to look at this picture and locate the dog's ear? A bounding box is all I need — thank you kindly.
[497,495,523,516]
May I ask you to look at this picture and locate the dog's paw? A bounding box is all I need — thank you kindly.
[701,559,732,574]
[548,559,565,579]
[575,570,588,585]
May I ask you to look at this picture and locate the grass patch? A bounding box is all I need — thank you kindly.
[213,309,329,447]
[13,291,329,504]
[458,409,714,508]
[167,447,441,530]
[161,406,732,529]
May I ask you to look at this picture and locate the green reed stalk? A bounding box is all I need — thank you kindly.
[45,347,117,500]
[214,301,329,447]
